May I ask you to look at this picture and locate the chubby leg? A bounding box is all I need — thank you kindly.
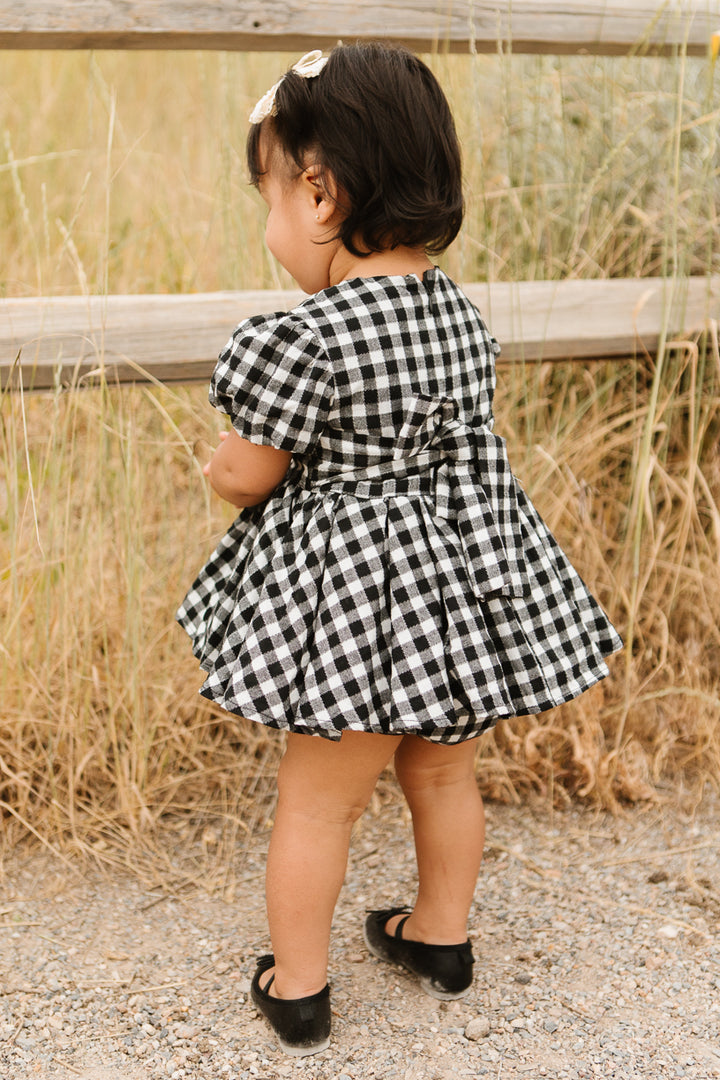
[265,730,401,999]
[389,735,485,944]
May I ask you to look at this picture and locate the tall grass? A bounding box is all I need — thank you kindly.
[1,48,719,867]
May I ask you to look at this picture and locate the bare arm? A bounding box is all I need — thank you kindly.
[203,428,291,508]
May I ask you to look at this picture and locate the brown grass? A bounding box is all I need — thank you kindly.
[1,48,719,868]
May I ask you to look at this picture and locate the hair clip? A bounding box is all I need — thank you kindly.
[249,50,328,125]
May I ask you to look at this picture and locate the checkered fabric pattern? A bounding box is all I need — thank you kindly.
[177,269,622,741]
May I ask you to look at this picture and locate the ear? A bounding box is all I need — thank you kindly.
[303,165,340,225]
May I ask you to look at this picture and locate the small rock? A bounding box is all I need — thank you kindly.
[544,1019,559,1033]
[658,924,680,939]
[465,1016,491,1040]
[173,1022,202,1040]
[648,869,669,884]
[514,971,532,984]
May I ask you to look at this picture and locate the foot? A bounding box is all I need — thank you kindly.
[257,964,327,1000]
[382,911,468,946]
[250,954,331,1057]
[363,907,474,1000]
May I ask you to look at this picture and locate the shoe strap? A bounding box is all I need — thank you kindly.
[394,914,411,940]
[261,972,275,994]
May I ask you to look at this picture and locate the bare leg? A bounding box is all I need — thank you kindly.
[388,736,485,944]
[265,730,401,999]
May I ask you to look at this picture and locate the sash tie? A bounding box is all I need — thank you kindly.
[410,396,529,598]
[312,394,530,599]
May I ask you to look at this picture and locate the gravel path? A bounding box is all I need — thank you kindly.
[2,796,720,1080]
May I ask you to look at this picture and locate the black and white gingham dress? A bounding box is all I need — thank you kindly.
[177,269,622,742]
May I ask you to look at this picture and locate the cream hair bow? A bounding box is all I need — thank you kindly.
[249,50,329,124]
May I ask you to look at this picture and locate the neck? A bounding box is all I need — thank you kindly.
[328,245,434,286]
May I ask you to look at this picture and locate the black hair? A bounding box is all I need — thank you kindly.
[247,42,464,257]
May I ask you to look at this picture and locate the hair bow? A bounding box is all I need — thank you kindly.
[248,50,328,124]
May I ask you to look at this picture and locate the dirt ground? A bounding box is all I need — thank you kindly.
[2,794,720,1080]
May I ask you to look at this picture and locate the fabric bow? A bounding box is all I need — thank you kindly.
[249,50,328,124]
[313,395,531,599]
[399,399,530,597]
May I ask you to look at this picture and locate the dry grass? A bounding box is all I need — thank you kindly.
[1,48,719,868]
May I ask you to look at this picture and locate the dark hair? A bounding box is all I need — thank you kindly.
[247,43,463,257]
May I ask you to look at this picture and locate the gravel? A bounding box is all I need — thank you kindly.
[2,796,720,1079]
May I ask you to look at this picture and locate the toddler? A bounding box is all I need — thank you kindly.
[177,43,622,1056]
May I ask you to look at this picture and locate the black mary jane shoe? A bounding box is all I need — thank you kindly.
[363,907,474,1000]
[250,954,331,1057]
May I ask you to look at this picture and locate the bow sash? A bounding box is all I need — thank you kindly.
[314,395,531,599]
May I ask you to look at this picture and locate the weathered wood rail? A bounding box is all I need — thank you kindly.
[1,1,718,56]
[2,278,718,391]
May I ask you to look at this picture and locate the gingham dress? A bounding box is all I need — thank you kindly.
[177,269,622,741]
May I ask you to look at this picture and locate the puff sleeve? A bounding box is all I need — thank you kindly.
[210,313,334,455]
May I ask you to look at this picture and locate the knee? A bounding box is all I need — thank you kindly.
[276,757,373,828]
[393,742,478,804]
[394,759,462,801]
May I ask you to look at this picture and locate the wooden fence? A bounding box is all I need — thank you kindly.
[1,1,719,390]
[2,278,719,391]
[2,1,718,55]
